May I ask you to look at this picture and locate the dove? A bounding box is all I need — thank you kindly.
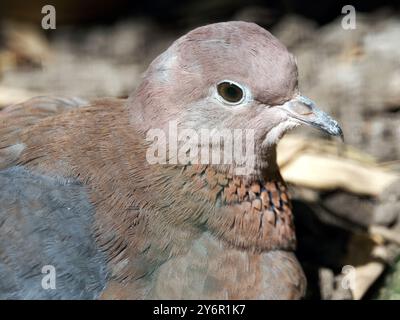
[0,21,342,299]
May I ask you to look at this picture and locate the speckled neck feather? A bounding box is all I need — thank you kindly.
[182,165,296,253]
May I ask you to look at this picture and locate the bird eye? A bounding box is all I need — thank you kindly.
[217,81,244,104]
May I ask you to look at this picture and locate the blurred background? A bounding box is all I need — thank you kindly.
[0,0,399,299]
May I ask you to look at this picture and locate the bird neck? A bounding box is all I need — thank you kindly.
[181,164,297,252]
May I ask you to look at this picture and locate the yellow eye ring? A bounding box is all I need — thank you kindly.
[217,81,244,104]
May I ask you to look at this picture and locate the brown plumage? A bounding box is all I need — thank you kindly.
[0,21,342,299]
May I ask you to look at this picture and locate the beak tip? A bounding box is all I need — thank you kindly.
[337,130,345,143]
[328,121,344,142]
[339,129,344,143]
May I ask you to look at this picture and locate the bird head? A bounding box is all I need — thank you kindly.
[131,21,342,176]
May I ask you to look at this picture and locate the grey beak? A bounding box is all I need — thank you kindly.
[278,95,344,141]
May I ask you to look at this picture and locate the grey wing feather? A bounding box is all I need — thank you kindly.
[0,166,108,299]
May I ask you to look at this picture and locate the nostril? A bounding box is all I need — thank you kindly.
[290,101,313,116]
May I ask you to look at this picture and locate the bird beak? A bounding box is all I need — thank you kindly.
[277,95,344,140]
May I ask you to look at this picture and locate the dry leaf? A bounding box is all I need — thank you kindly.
[278,135,399,196]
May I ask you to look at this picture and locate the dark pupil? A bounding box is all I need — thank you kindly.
[218,82,243,103]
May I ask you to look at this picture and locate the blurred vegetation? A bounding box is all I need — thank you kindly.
[378,257,400,299]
